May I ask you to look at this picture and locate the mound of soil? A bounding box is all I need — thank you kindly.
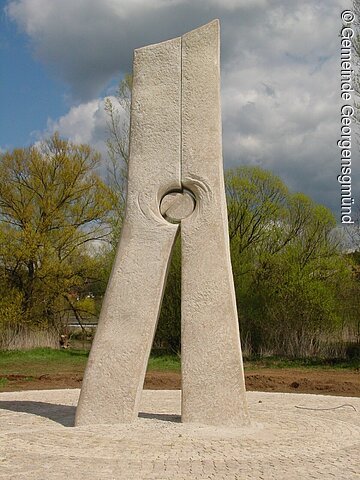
[244,369,360,397]
[1,369,359,397]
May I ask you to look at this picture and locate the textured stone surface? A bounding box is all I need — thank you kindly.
[160,190,196,222]
[77,20,248,426]
[181,20,248,425]
[1,389,360,479]
[76,37,182,425]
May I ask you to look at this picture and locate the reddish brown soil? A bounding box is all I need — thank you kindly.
[244,369,360,397]
[1,369,359,397]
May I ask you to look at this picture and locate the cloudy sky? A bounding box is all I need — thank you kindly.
[0,0,358,221]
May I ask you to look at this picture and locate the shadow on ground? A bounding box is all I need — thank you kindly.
[0,401,182,427]
[0,401,76,427]
[138,412,181,423]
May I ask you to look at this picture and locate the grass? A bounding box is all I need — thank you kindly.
[0,348,181,377]
[243,356,359,371]
[0,348,357,379]
[0,377,8,387]
[0,348,89,377]
[148,355,181,372]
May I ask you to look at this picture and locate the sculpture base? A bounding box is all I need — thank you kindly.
[1,389,358,479]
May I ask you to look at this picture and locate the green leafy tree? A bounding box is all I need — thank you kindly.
[227,167,356,357]
[0,133,112,348]
[104,74,132,247]
[154,237,181,354]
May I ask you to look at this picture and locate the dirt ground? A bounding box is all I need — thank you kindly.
[1,369,359,397]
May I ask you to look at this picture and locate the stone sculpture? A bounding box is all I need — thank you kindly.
[76,19,249,427]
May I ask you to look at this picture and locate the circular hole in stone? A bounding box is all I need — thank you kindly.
[160,189,196,224]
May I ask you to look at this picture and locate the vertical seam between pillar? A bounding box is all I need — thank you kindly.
[180,35,183,190]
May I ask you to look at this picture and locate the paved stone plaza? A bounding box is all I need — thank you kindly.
[0,389,359,479]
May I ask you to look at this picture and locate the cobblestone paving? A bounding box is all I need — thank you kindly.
[0,389,359,479]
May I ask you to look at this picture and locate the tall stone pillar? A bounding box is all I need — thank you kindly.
[76,20,249,427]
[181,20,248,426]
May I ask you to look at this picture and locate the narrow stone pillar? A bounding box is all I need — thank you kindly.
[181,20,249,426]
[75,37,182,426]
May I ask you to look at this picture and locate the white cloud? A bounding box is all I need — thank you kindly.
[5,0,358,218]
[46,101,101,145]
[44,97,125,160]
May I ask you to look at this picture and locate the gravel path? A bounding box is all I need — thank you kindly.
[0,389,359,479]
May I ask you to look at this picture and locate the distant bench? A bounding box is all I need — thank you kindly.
[67,323,98,329]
